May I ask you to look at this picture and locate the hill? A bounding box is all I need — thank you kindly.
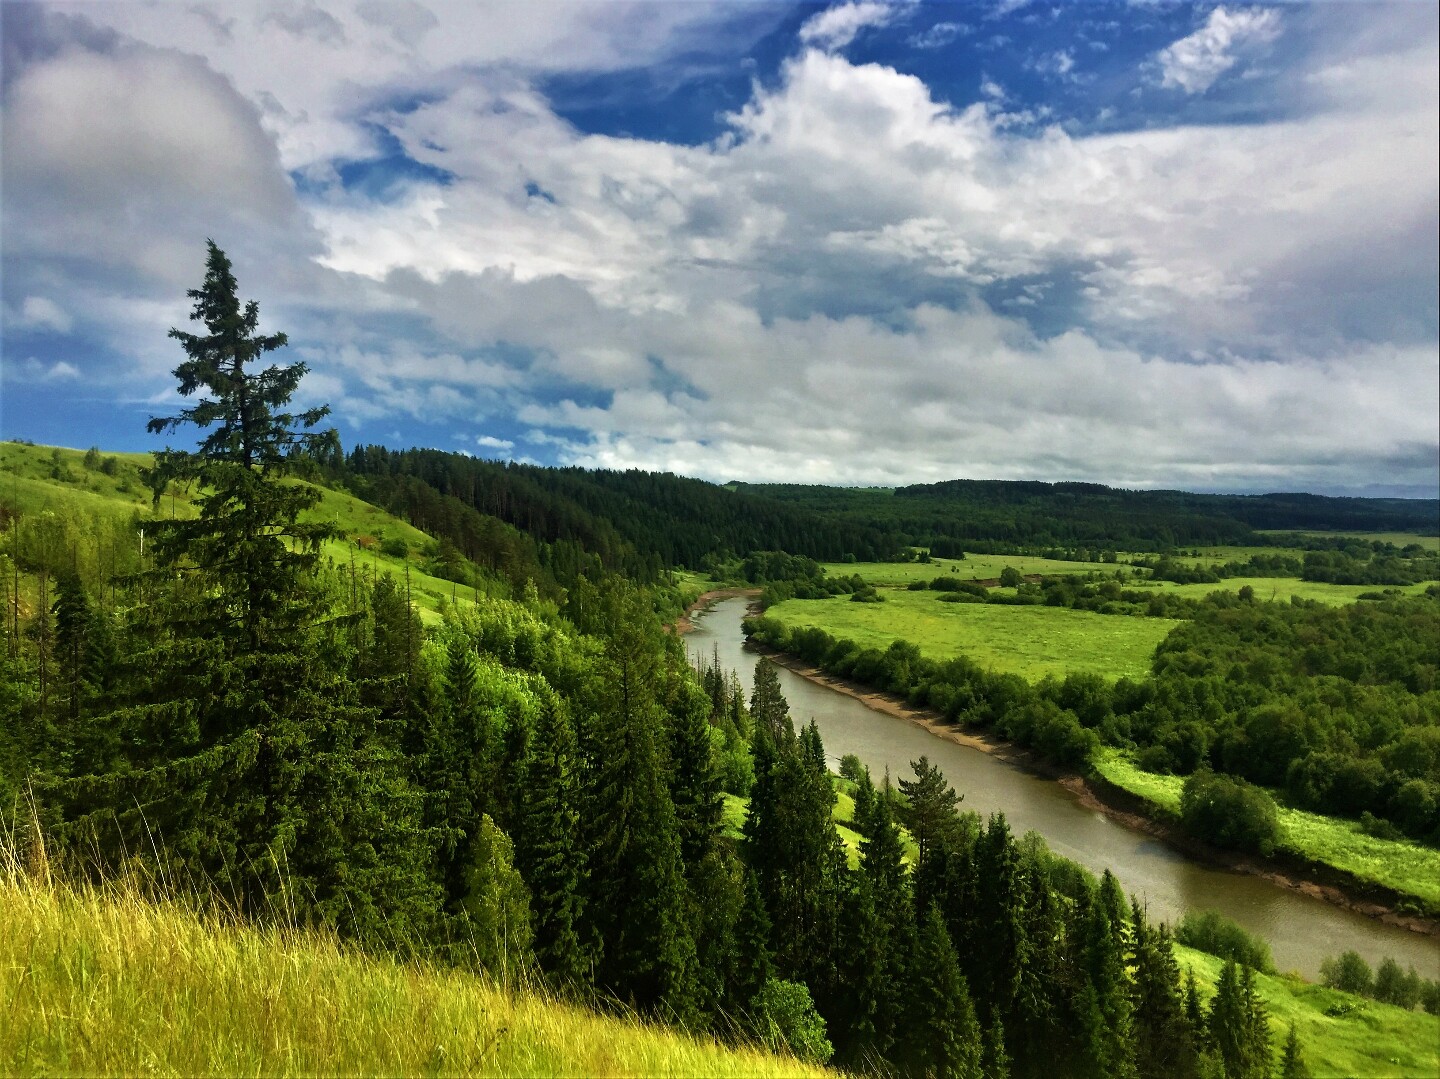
[1,869,825,1077]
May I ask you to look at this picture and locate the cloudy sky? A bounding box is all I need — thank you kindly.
[3,1,1436,494]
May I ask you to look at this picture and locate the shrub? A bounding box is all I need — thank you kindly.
[752,978,833,1064]
[1174,910,1274,972]
[1319,950,1373,996]
[1180,769,1281,856]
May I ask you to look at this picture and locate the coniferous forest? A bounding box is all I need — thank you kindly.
[15,243,1440,1076]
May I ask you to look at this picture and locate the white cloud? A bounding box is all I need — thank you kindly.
[799,2,901,52]
[9,296,74,334]
[12,358,81,383]
[908,21,966,50]
[1157,6,1283,94]
[3,2,1434,491]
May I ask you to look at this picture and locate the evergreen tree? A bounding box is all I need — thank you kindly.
[1209,961,1271,1079]
[899,754,962,873]
[1129,902,1199,1079]
[983,1010,1012,1079]
[145,240,336,656]
[583,579,700,1021]
[729,864,774,1020]
[750,658,792,740]
[667,676,723,867]
[972,814,1026,1021]
[906,904,984,1079]
[517,691,589,993]
[1278,1021,1309,1079]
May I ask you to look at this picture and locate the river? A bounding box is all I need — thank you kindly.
[686,596,1437,980]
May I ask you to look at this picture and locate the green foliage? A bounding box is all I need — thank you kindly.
[1175,911,1275,974]
[460,815,534,983]
[753,978,833,1065]
[1180,770,1280,857]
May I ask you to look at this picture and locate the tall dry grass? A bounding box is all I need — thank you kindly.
[1,834,825,1077]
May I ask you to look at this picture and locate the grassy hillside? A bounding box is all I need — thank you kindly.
[1,871,825,1078]
[0,440,505,624]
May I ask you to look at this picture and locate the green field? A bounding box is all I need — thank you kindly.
[769,588,1178,681]
[824,555,1118,587]
[1,872,826,1078]
[1094,750,1440,912]
[1124,576,1437,606]
[1172,942,1439,1079]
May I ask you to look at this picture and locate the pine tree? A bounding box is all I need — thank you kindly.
[983,1010,1012,1079]
[899,754,962,872]
[906,904,984,1079]
[583,579,700,1021]
[667,676,723,867]
[145,240,337,656]
[750,658,792,741]
[517,691,589,993]
[1209,960,1271,1079]
[1278,1021,1309,1079]
[1128,902,1199,1079]
[972,814,1026,1021]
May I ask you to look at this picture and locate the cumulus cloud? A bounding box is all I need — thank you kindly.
[1157,6,1282,94]
[799,1,901,52]
[3,1,1435,492]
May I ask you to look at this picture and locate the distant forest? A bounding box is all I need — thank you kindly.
[337,446,1437,576]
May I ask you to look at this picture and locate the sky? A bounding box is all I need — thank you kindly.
[2,0,1437,496]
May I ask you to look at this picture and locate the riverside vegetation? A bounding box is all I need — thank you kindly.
[4,242,1438,1076]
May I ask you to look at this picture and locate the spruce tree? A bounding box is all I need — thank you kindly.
[898,754,962,872]
[1278,1021,1309,1079]
[750,658,792,741]
[907,904,984,1079]
[517,691,589,992]
[145,240,337,656]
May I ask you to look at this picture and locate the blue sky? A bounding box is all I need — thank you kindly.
[3,1,1437,495]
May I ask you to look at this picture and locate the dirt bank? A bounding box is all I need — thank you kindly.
[743,638,1439,939]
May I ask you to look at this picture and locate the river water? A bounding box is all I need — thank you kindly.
[686,596,1437,979]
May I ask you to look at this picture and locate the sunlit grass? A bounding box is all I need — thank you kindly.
[822,555,1120,587]
[768,589,1177,681]
[1173,943,1439,1079]
[0,868,828,1078]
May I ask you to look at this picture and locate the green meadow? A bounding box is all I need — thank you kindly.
[1123,576,1437,606]
[1094,750,1440,913]
[1,440,495,625]
[768,588,1178,681]
[823,554,1115,587]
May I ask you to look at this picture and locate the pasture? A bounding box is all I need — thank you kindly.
[823,555,1121,587]
[767,588,1178,681]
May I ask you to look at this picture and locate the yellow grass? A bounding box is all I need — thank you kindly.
[1,869,828,1077]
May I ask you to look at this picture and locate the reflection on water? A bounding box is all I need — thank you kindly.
[686,597,1438,979]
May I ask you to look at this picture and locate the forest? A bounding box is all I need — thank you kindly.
[4,244,1437,1076]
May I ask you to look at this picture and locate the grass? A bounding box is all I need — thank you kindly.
[769,588,1178,682]
[1093,749,1440,912]
[824,555,1120,587]
[1172,942,1439,1078]
[1,440,502,626]
[1,869,827,1078]
[1124,576,1437,607]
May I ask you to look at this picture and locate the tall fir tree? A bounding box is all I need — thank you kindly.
[517,690,590,993]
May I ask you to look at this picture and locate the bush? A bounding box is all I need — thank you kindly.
[1180,769,1281,856]
[1175,910,1274,972]
[1319,950,1373,996]
[379,535,409,559]
[752,978,833,1064]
